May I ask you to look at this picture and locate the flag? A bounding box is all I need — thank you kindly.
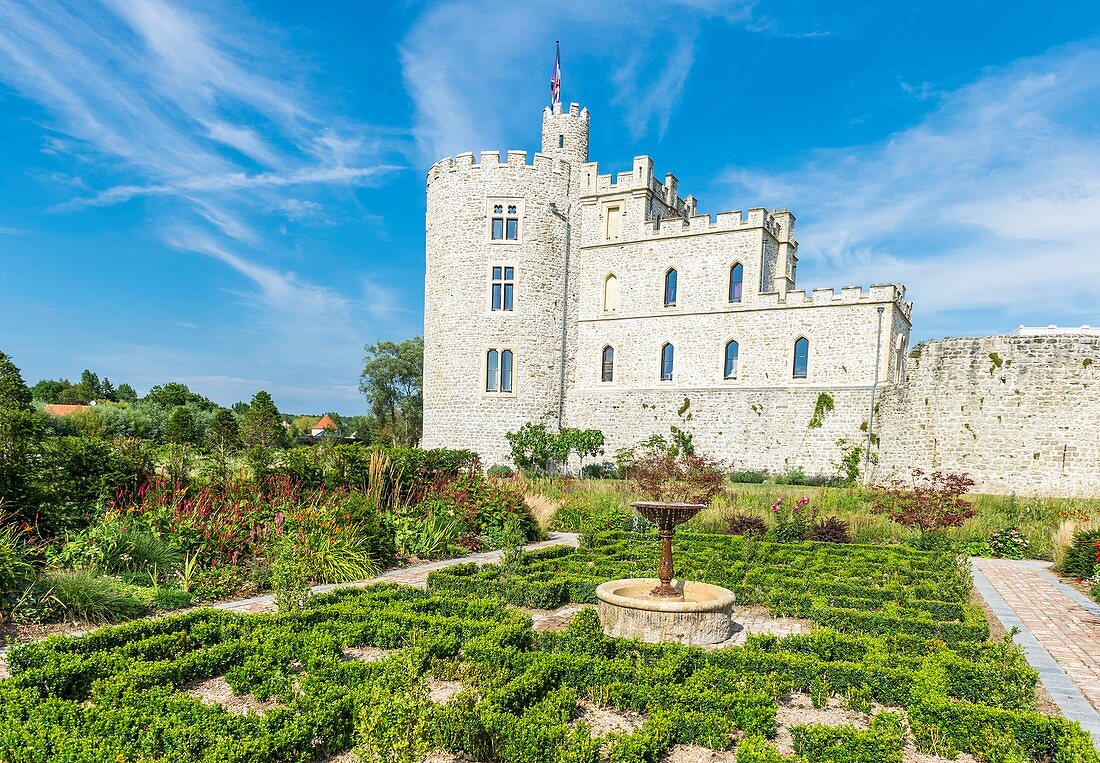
[550,41,561,107]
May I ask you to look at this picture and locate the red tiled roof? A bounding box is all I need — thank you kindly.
[313,414,338,431]
[42,404,91,416]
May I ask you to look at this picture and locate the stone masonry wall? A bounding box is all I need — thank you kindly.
[873,335,1100,496]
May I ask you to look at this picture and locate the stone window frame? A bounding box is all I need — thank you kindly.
[488,263,517,313]
[486,197,524,244]
[791,336,811,382]
[602,272,620,314]
[482,346,517,397]
[600,345,615,384]
[659,341,675,382]
[722,338,742,381]
[663,266,679,309]
[728,261,745,304]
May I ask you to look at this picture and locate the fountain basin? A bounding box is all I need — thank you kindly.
[595,578,735,645]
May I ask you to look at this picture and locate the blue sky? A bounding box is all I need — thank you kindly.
[1,1,1099,413]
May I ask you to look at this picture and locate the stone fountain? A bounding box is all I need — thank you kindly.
[595,501,735,645]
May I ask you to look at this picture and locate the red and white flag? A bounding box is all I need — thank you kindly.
[550,41,561,106]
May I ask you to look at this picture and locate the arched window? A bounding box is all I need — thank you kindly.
[660,343,675,381]
[793,337,809,379]
[724,340,740,379]
[601,346,614,382]
[603,273,620,313]
[728,263,744,303]
[500,350,514,393]
[663,268,678,307]
[486,350,499,392]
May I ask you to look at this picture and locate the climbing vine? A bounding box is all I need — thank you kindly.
[808,392,835,429]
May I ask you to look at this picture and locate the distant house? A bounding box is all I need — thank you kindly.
[311,414,338,437]
[42,403,92,416]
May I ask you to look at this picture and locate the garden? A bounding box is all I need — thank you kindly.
[2,531,1098,762]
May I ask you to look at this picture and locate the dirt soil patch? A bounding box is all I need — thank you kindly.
[660,743,737,762]
[572,699,645,736]
[183,676,281,715]
[428,677,467,704]
[341,646,393,663]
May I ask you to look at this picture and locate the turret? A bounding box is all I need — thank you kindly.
[542,102,590,165]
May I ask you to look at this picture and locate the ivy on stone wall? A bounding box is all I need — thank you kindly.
[809,392,835,429]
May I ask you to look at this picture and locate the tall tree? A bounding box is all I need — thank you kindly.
[77,369,103,402]
[0,351,33,412]
[145,382,216,411]
[240,391,285,449]
[115,383,138,403]
[359,337,424,445]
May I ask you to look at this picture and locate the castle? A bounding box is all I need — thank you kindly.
[422,102,1100,496]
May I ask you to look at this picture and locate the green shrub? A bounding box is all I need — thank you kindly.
[1059,529,1100,578]
[0,520,35,602]
[24,569,146,623]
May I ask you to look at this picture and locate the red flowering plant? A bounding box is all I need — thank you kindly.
[771,495,813,543]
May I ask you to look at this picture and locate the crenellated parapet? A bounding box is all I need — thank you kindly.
[752,283,912,318]
[426,150,568,186]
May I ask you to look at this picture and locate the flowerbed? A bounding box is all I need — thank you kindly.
[2,537,1095,762]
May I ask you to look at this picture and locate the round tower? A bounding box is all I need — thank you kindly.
[421,141,576,466]
[541,102,590,165]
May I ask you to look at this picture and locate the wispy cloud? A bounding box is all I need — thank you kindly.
[722,41,1100,334]
[0,0,406,407]
[399,0,757,162]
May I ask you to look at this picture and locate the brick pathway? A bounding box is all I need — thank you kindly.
[972,557,1100,748]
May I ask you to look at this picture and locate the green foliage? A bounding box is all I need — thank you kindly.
[1059,529,1100,578]
[834,438,865,486]
[0,349,33,412]
[808,393,835,429]
[506,422,557,473]
[239,390,285,449]
[54,513,180,575]
[165,405,198,445]
[143,381,216,411]
[360,336,424,446]
[23,568,147,623]
[0,572,1095,763]
[0,519,35,605]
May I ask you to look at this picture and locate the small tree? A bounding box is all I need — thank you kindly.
[626,453,727,505]
[872,469,976,535]
[505,422,555,473]
[360,337,423,445]
[240,391,286,449]
[552,428,605,473]
[166,406,198,445]
[206,408,240,454]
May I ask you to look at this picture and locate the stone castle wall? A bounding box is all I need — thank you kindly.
[873,335,1100,496]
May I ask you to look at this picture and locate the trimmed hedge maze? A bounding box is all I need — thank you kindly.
[0,534,1096,763]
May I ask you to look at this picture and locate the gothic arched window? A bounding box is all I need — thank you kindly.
[603,273,620,312]
[500,350,514,392]
[729,263,744,303]
[663,268,678,307]
[793,337,809,379]
[601,346,614,382]
[485,350,499,392]
[660,343,675,381]
[724,340,740,380]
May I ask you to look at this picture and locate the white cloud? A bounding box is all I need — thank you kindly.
[399,0,756,162]
[722,42,1100,332]
[0,0,401,410]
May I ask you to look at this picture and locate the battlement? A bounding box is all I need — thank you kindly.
[582,156,695,216]
[543,101,590,120]
[753,283,912,319]
[640,207,789,239]
[426,150,568,184]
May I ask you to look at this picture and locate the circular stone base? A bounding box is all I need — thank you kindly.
[595,579,735,645]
